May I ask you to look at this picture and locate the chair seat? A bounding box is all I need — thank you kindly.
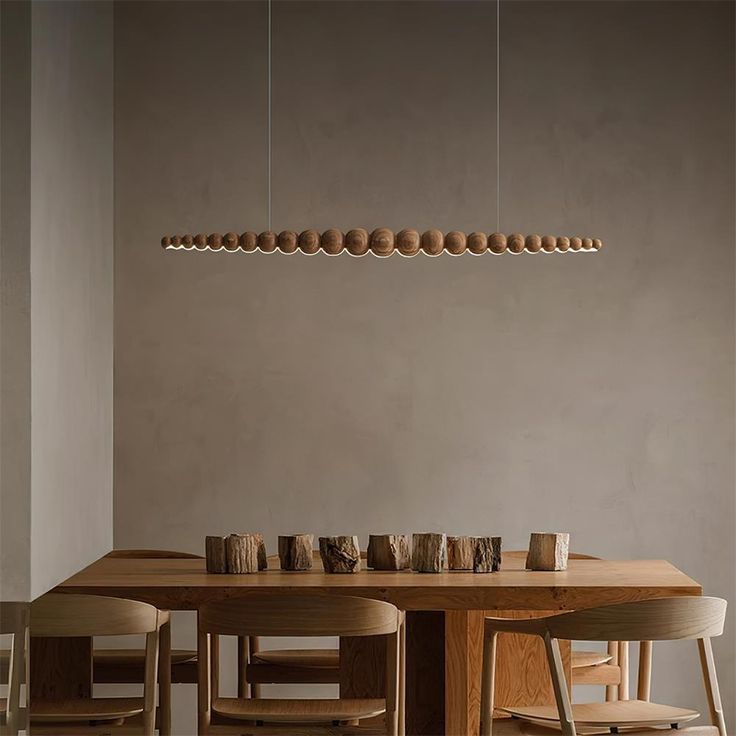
[570,649,613,669]
[501,700,700,730]
[30,698,144,722]
[490,719,716,736]
[93,648,197,665]
[212,697,386,723]
[251,648,339,668]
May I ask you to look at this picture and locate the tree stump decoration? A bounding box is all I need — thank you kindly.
[367,534,411,570]
[278,534,314,571]
[447,536,476,570]
[526,532,570,571]
[319,536,361,573]
[226,533,261,574]
[474,536,502,573]
[205,536,228,573]
[411,533,447,573]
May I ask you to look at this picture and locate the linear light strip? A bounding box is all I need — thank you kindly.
[161,229,603,256]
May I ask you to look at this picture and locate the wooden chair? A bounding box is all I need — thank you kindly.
[245,552,344,697]
[480,596,728,736]
[198,592,404,735]
[29,593,164,735]
[0,603,28,736]
[505,550,630,700]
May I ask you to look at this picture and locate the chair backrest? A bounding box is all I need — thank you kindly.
[105,548,203,559]
[505,550,600,561]
[199,592,399,637]
[30,594,160,637]
[1,602,28,736]
[545,597,726,642]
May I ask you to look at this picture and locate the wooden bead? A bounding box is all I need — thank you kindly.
[207,233,223,251]
[299,229,321,255]
[321,229,344,255]
[240,232,258,252]
[182,234,194,249]
[541,235,557,253]
[569,236,583,251]
[396,229,421,257]
[489,232,507,254]
[524,235,542,253]
[170,235,182,248]
[223,232,239,251]
[508,233,525,254]
[556,236,570,252]
[278,534,314,571]
[194,234,208,250]
[467,232,488,255]
[278,230,298,254]
[345,228,370,256]
[582,237,594,251]
[593,238,603,250]
[258,231,277,253]
[445,231,466,255]
[319,536,361,573]
[205,536,227,573]
[421,230,444,256]
[161,236,171,249]
[370,228,395,257]
[367,534,411,570]
[474,537,502,573]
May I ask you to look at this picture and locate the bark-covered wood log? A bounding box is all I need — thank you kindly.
[226,533,260,574]
[526,532,569,571]
[474,536,502,573]
[278,534,314,571]
[319,536,361,573]
[447,536,476,570]
[254,533,268,571]
[411,533,447,573]
[367,534,411,570]
[205,536,227,573]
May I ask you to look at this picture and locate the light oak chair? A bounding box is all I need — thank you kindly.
[0,603,28,736]
[480,596,727,736]
[505,550,631,700]
[245,552,344,697]
[198,592,404,735]
[29,593,164,735]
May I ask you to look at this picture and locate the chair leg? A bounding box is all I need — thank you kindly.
[698,638,727,736]
[605,641,618,701]
[398,613,406,736]
[543,633,576,736]
[197,624,211,736]
[636,641,652,701]
[237,636,249,699]
[480,632,497,736]
[159,619,172,735]
[617,641,629,700]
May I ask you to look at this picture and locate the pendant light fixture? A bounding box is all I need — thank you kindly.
[160,0,603,257]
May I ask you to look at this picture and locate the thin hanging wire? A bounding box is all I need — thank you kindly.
[267,0,272,232]
[496,0,500,233]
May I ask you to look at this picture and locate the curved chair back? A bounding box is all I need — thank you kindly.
[199,592,399,637]
[31,594,160,637]
[106,549,203,559]
[545,596,726,643]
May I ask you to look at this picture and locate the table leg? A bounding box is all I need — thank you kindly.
[445,610,485,736]
[30,636,92,699]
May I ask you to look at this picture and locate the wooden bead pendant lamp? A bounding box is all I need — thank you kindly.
[160,1,603,258]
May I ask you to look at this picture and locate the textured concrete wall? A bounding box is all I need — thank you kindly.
[114,1,734,728]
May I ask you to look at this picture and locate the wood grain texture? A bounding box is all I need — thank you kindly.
[278,534,314,571]
[205,537,227,573]
[55,557,702,612]
[367,535,411,571]
[319,536,361,574]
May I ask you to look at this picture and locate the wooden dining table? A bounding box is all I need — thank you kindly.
[39,553,701,736]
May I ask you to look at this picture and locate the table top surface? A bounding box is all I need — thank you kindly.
[56,553,701,611]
